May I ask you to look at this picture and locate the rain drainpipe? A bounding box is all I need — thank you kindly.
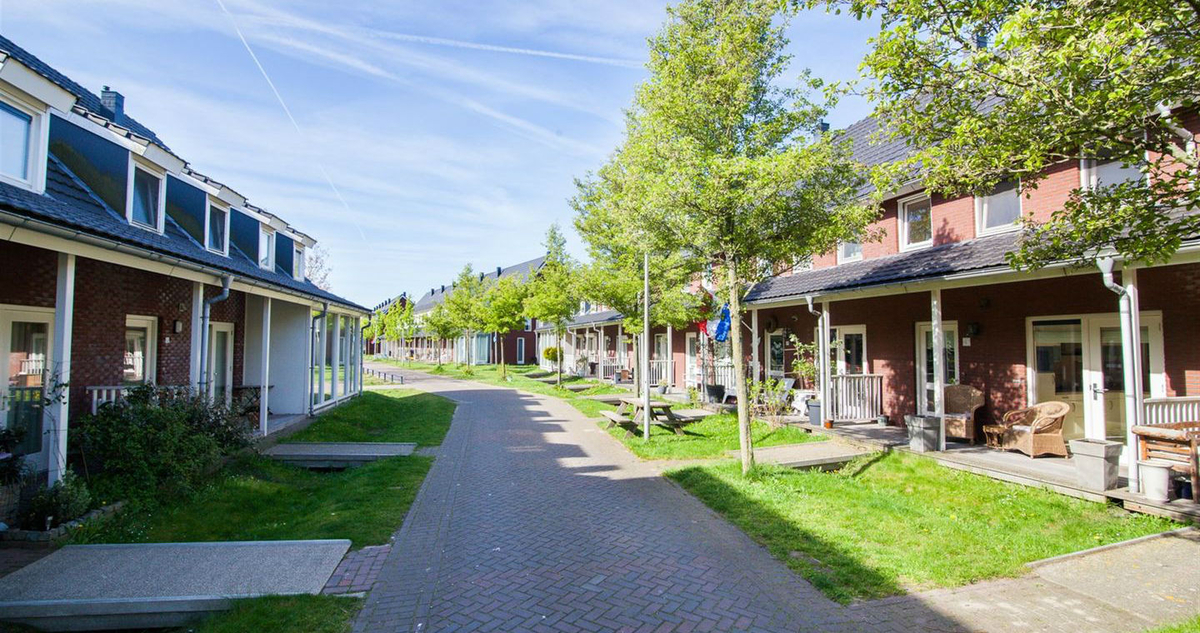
[200,275,233,398]
[805,296,828,424]
[1098,257,1143,493]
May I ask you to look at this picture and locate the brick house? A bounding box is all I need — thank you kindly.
[388,256,544,366]
[0,36,369,484]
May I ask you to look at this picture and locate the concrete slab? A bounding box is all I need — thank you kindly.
[736,441,872,471]
[265,442,417,469]
[0,540,350,631]
[560,383,594,392]
[580,393,624,404]
[1031,528,1200,624]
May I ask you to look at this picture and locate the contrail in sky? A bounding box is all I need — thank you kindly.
[366,31,645,69]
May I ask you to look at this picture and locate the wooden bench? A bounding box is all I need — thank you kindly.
[671,409,712,423]
[1133,422,1200,503]
[599,410,637,438]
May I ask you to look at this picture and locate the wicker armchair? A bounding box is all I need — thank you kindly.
[997,401,1071,458]
[944,385,984,444]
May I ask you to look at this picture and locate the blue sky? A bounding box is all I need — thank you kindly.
[1,0,878,307]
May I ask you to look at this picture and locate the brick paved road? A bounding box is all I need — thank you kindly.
[353,368,861,633]
[355,366,1200,632]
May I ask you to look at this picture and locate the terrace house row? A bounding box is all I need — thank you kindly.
[379,256,544,366]
[0,36,369,485]
[540,111,1200,490]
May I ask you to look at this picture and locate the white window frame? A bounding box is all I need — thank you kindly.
[124,315,158,385]
[764,330,786,378]
[837,241,862,264]
[974,179,1022,236]
[0,89,47,194]
[204,198,230,256]
[517,337,526,365]
[258,225,275,270]
[126,157,166,234]
[898,192,933,251]
[789,256,813,274]
[293,244,305,281]
[817,324,868,375]
[1080,158,1147,190]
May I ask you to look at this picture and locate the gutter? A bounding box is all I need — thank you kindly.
[0,208,367,314]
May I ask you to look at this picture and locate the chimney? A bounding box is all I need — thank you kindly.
[440,285,445,293]
[101,86,125,123]
[496,266,502,277]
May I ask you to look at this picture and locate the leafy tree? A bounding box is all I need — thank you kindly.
[480,275,530,378]
[820,0,1200,268]
[304,243,333,291]
[575,0,874,473]
[524,224,580,386]
[443,265,489,370]
[422,302,461,368]
[385,299,417,363]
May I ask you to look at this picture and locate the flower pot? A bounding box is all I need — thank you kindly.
[657,384,668,395]
[1139,460,1174,502]
[1068,439,1122,492]
[806,400,822,425]
[704,384,725,403]
[822,420,833,429]
[905,415,940,453]
[875,415,889,427]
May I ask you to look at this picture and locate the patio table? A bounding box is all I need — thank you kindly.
[616,396,685,435]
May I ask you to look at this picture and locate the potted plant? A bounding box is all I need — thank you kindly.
[788,335,822,424]
[0,428,28,527]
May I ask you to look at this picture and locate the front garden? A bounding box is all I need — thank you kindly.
[668,452,1178,603]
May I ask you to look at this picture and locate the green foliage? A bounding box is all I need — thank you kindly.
[192,595,361,633]
[22,470,92,530]
[524,224,580,382]
[73,386,251,502]
[423,303,462,366]
[542,346,561,362]
[788,333,820,385]
[669,452,1177,602]
[0,427,28,485]
[606,412,822,460]
[821,0,1200,268]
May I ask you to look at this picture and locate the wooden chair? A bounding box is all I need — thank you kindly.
[944,384,984,444]
[997,401,1071,458]
[1132,422,1200,504]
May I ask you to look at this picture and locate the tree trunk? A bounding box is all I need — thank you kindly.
[556,327,564,386]
[727,259,754,474]
[499,336,506,378]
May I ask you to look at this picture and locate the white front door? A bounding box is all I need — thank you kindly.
[516,337,526,365]
[0,307,54,457]
[209,322,234,404]
[685,332,699,388]
[1083,315,1163,444]
[916,322,958,415]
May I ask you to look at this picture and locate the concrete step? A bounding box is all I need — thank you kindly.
[264,442,417,469]
[0,540,349,631]
[732,441,874,471]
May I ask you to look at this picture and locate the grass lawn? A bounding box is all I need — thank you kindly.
[1145,615,1200,633]
[190,595,361,633]
[668,452,1178,603]
[605,413,823,460]
[288,389,455,445]
[71,454,431,548]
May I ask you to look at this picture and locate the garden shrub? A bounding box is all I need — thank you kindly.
[0,428,28,486]
[73,385,251,502]
[22,470,91,530]
[543,346,561,362]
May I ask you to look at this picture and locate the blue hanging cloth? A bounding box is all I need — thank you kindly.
[714,304,731,342]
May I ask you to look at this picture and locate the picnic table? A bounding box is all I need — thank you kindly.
[616,396,685,434]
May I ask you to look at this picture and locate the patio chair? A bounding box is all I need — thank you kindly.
[1132,422,1200,504]
[996,401,1071,458]
[944,384,984,444]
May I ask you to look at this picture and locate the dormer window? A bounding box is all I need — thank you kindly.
[259,226,275,270]
[206,200,229,255]
[127,161,165,233]
[899,194,933,250]
[0,102,32,183]
[838,241,862,264]
[293,245,305,281]
[975,179,1021,235]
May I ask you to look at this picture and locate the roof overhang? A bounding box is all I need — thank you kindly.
[0,54,76,113]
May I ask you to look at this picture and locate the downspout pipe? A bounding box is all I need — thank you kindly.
[1098,257,1143,493]
[200,275,233,398]
[805,295,828,423]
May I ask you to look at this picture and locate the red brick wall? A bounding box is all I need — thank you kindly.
[206,286,245,390]
[1020,161,1079,224]
[1138,262,1200,396]
[0,242,57,308]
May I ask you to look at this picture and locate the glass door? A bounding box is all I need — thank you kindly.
[685,333,699,388]
[916,323,958,415]
[1,309,53,456]
[765,331,785,378]
[209,323,234,404]
[1085,315,1161,444]
[1031,319,1085,440]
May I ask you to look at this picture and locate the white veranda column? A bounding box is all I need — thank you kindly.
[331,313,341,401]
[1121,266,1144,492]
[259,297,271,436]
[819,301,831,423]
[48,253,75,484]
[750,309,760,381]
[932,289,946,451]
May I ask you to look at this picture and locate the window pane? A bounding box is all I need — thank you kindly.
[132,169,160,227]
[293,247,303,278]
[840,241,862,260]
[208,207,226,251]
[1095,160,1141,187]
[124,327,148,384]
[1032,320,1083,395]
[259,230,272,268]
[0,103,31,180]
[984,180,1020,229]
[904,198,932,245]
[842,332,865,374]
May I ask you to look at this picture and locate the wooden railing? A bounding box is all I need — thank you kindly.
[1143,396,1200,426]
[600,358,627,381]
[648,360,673,386]
[87,386,128,414]
[18,356,44,376]
[830,374,884,422]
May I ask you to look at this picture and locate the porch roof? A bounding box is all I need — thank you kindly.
[0,157,368,313]
[536,309,623,332]
[745,231,1020,304]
